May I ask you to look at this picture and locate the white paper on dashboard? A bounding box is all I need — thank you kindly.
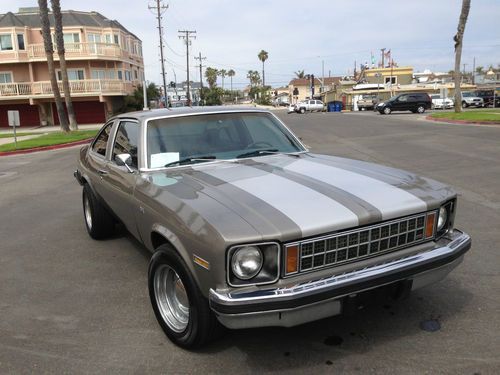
[150,152,180,168]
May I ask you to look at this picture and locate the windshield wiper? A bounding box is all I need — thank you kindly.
[236,149,278,159]
[164,155,216,167]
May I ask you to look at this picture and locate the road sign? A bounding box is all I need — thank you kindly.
[7,110,20,149]
[8,110,20,127]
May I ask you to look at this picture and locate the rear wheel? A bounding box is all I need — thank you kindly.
[149,245,221,349]
[417,105,425,114]
[383,107,391,115]
[299,107,306,114]
[82,184,115,239]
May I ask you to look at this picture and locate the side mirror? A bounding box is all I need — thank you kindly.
[115,153,134,173]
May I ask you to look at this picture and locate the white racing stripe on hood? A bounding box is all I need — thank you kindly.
[202,164,359,237]
[283,159,427,220]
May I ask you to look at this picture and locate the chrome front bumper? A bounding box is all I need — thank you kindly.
[209,230,471,329]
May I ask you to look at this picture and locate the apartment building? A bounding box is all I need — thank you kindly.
[0,7,144,127]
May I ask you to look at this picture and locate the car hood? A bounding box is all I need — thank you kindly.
[146,153,455,242]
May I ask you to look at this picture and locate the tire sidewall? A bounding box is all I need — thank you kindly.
[417,105,425,113]
[383,107,391,115]
[148,246,205,348]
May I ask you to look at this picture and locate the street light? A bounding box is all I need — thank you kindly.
[486,68,496,108]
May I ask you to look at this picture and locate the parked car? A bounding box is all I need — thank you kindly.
[461,92,484,108]
[294,99,324,113]
[357,94,379,111]
[430,94,454,110]
[474,90,499,107]
[287,104,296,113]
[376,93,432,114]
[75,107,471,348]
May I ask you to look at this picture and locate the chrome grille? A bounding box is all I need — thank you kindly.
[284,211,437,276]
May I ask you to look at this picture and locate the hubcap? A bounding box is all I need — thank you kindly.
[418,106,424,113]
[154,264,190,333]
[84,194,92,230]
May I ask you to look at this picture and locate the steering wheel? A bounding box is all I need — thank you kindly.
[245,141,273,149]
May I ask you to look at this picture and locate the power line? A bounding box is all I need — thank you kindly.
[178,30,196,106]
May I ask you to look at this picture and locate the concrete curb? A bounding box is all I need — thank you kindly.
[425,116,500,126]
[0,138,92,157]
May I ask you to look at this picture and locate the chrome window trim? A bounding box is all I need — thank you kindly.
[89,120,115,160]
[109,118,140,169]
[226,241,281,288]
[283,210,438,277]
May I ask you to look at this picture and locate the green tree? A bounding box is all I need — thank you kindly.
[205,67,218,89]
[219,69,227,90]
[475,66,484,74]
[294,70,305,79]
[258,50,269,86]
[453,0,471,113]
[247,70,261,87]
[121,83,160,112]
[38,0,69,132]
[200,87,223,106]
[227,69,235,92]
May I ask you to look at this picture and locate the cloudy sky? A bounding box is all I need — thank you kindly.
[4,0,500,88]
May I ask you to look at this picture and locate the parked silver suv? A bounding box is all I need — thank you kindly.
[295,99,324,113]
[461,92,484,108]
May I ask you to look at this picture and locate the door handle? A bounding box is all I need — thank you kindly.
[97,169,109,176]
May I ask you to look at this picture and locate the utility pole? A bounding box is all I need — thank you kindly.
[178,30,196,106]
[472,57,475,85]
[380,48,386,68]
[194,52,206,104]
[148,0,169,107]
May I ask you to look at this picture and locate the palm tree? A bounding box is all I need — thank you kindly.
[219,69,227,90]
[204,67,218,89]
[227,69,235,92]
[475,66,484,75]
[258,50,268,86]
[294,70,305,79]
[51,0,77,130]
[453,0,471,113]
[247,70,261,87]
[38,0,69,132]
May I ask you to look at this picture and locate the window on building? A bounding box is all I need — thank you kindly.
[112,121,139,168]
[106,70,116,80]
[57,69,85,81]
[113,34,119,45]
[91,69,106,80]
[125,70,131,81]
[385,76,397,85]
[0,34,13,51]
[0,72,13,83]
[17,34,25,50]
[134,70,138,80]
[104,34,112,44]
[117,70,123,80]
[63,33,80,44]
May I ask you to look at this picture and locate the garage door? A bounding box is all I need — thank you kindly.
[53,101,106,125]
[0,104,40,127]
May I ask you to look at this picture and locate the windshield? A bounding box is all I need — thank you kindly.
[462,92,473,97]
[146,112,304,168]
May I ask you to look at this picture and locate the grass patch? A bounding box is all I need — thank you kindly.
[0,130,98,152]
[0,132,39,139]
[430,111,500,123]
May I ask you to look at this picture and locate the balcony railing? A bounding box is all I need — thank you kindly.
[27,42,141,60]
[0,79,133,98]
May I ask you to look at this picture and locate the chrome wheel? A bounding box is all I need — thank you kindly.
[154,264,190,333]
[417,105,425,113]
[84,194,92,230]
[383,107,391,115]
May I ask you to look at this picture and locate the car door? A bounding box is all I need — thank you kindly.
[394,94,408,111]
[87,120,114,200]
[99,119,141,239]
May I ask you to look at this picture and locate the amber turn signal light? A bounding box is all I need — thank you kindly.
[425,212,436,239]
[286,245,298,274]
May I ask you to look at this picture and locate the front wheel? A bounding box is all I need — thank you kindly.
[299,107,306,114]
[417,105,425,114]
[462,101,468,108]
[148,245,221,349]
[383,107,391,115]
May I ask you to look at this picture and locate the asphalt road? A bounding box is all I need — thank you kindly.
[0,111,499,374]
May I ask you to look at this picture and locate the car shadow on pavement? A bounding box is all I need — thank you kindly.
[195,281,472,371]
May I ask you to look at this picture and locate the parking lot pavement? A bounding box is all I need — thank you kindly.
[1,113,499,374]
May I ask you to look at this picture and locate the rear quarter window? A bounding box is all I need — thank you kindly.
[92,122,113,157]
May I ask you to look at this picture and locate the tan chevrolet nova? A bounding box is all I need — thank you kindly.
[74,107,471,348]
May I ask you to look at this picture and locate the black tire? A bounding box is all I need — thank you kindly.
[462,101,468,108]
[299,107,306,114]
[383,107,391,115]
[417,105,425,114]
[82,184,115,240]
[148,245,221,349]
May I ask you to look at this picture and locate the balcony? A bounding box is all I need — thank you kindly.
[0,79,134,100]
[0,42,143,64]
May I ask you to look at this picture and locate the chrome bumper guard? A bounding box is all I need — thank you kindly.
[209,230,471,329]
